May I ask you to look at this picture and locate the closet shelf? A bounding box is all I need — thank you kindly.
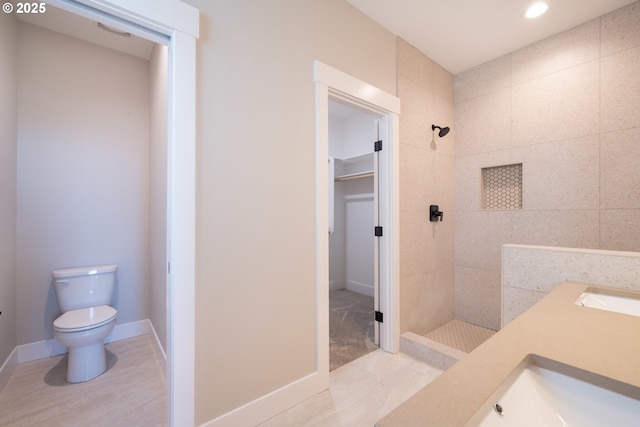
[332,152,374,181]
[334,171,374,182]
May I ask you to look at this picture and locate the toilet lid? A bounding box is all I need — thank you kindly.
[54,305,117,332]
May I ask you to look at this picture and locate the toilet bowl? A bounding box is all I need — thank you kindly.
[52,264,118,383]
[53,305,117,383]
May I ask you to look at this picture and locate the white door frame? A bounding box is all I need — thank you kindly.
[314,61,400,380]
[46,1,199,425]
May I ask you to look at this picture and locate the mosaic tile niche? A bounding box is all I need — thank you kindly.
[482,163,523,209]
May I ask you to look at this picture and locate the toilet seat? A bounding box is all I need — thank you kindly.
[53,305,117,332]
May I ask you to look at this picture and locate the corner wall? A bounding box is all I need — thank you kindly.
[0,11,17,366]
[454,2,640,330]
[186,0,396,423]
[149,44,168,353]
[397,38,456,335]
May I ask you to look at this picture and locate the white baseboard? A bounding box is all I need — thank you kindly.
[346,280,374,297]
[200,370,327,427]
[149,321,167,378]
[330,280,374,297]
[13,319,152,364]
[0,318,164,391]
[329,279,346,291]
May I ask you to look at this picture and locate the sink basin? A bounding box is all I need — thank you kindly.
[575,288,640,317]
[466,355,640,427]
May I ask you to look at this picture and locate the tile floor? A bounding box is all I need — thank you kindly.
[258,349,442,427]
[329,289,378,371]
[0,334,166,427]
[0,334,442,427]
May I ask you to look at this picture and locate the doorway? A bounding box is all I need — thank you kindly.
[32,1,197,425]
[314,60,401,382]
[328,100,381,370]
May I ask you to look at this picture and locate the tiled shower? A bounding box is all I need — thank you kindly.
[397,1,640,365]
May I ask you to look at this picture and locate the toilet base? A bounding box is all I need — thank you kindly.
[66,341,107,383]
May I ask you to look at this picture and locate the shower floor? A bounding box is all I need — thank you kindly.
[424,319,496,353]
[401,320,496,370]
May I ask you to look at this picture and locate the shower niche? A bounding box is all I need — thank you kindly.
[481,163,523,210]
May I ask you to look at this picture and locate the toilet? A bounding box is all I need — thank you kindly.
[52,264,118,383]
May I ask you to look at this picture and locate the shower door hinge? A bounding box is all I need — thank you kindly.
[374,140,382,152]
[375,311,384,323]
[374,226,383,237]
[167,262,171,274]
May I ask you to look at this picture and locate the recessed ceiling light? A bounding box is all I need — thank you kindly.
[525,2,548,19]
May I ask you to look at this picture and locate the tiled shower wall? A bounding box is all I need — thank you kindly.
[454,2,640,330]
[397,38,456,335]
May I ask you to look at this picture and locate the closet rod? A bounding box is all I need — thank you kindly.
[334,171,374,182]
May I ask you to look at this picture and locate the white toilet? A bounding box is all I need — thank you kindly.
[52,264,118,383]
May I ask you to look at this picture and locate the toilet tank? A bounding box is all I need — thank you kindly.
[53,264,118,312]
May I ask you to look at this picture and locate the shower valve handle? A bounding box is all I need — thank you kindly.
[430,205,444,222]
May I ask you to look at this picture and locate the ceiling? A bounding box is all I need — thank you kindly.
[347,0,637,74]
[16,1,636,73]
[17,4,155,60]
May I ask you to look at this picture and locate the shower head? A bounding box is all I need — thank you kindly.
[432,124,450,138]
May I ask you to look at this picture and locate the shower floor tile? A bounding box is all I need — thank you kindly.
[424,319,496,353]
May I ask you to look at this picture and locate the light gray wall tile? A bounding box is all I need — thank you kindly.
[455,210,511,270]
[502,286,547,326]
[434,63,455,104]
[454,89,510,157]
[600,209,640,252]
[601,46,640,133]
[510,210,600,249]
[510,135,600,210]
[454,55,510,104]
[600,127,640,209]
[511,19,600,85]
[400,144,431,212]
[601,1,640,56]
[397,38,434,91]
[398,75,433,149]
[511,61,600,146]
[455,266,501,330]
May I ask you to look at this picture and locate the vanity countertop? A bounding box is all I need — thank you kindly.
[376,282,640,427]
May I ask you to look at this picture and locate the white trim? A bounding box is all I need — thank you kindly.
[11,319,152,365]
[166,29,196,427]
[199,371,326,427]
[315,80,331,384]
[150,318,168,378]
[41,2,198,425]
[345,280,375,297]
[378,112,401,353]
[315,60,401,362]
[314,61,400,114]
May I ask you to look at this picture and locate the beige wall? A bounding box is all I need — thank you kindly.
[397,39,456,335]
[149,44,168,353]
[186,0,396,423]
[0,12,17,364]
[16,23,151,344]
[454,2,640,330]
